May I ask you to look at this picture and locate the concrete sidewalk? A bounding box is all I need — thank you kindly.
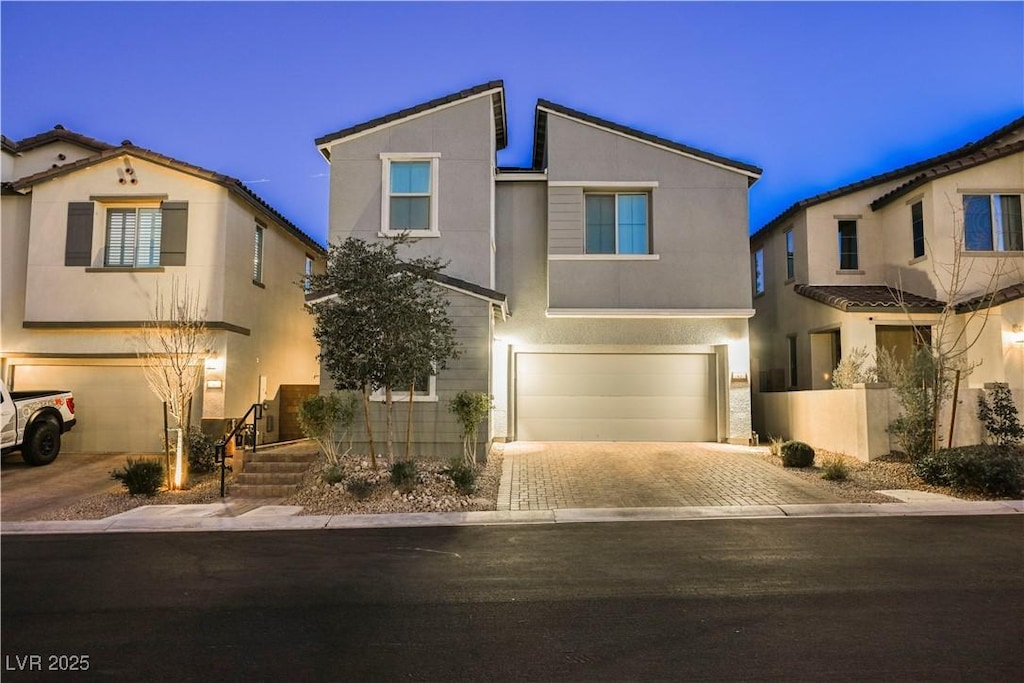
[3,498,1021,535]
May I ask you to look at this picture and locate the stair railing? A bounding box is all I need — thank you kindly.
[214,403,264,498]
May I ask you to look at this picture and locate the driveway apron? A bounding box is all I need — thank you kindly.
[497,442,842,511]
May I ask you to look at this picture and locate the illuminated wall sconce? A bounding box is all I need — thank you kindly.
[206,379,223,389]
[730,372,749,384]
[1012,324,1024,346]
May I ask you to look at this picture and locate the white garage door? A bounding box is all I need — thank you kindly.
[13,365,165,453]
[515,353,718,442]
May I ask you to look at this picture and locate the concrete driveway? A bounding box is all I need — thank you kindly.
[497,442,842,511]
[1,451,134,521]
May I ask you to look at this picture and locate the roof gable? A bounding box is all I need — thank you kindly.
[5,124,114,155]
[532,100,762,183]
[753,114,1024,240]
[11,137,324,255]
[314,81,507,159]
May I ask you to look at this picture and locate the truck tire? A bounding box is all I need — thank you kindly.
[22,419,61,466]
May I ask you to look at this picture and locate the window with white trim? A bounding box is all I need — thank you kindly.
[585,193,649,254]
[303,255,314,293]
[963,193,1023,252]
[381,155,439,236]
[370,371,436,402]
[253,223,265,284]
[104,207,161,267]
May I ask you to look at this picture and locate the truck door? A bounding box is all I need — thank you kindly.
[0,388,15,449]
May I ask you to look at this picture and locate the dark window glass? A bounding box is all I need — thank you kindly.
[963,195,994,251]
[585,195,616,254]
[785,229,794,279]
[838,220,858,270]
[911,202,925,258]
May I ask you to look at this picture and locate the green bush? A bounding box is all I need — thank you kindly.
[443,459,477,494]
[390,460,418,493]
[345,476,375,500]
[820,456,850,481]
[781,441,815,467]
[914,445,1023,497]
[322,464,344,485]
[111,458,164,496]
[977,383,1024,446]
[187,427,217,474]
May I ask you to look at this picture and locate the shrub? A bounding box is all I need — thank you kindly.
[298,392,358,465]
[820,455,850,481]
[448,391,494,467]
[390,460,418,493]
[832,346,875,389]
[345,476,375,500]
[322,464,344,485]
[187,426,217,474]
[768,436,785,459]
[111,458,164,496]
[443,459,477,494]
[977,383,1024,446]
[886,349,938,460]
[914,445,1024,497]
[781,441,815,467]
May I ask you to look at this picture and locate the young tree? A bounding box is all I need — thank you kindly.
[134,279,212,489]
[888,198,1022,453]
[306,237,459,467]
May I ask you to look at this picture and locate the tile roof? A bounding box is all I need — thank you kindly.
[314,81,507,157]
[752,114,1024,241]
[955,282,1024,313]
[10,137,324,254]
[532,99,763,183]
[4,124,114,154]
[794,284,945,313]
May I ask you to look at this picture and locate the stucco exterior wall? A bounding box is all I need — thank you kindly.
[324,95,495,287]
[4,141,100,182]
[543,114,753,311]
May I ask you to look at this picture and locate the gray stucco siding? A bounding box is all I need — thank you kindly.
[326,95,496,287]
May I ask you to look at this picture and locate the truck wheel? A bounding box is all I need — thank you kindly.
[23,420,61,466]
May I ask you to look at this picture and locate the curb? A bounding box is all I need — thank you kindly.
[3,500,1022,535]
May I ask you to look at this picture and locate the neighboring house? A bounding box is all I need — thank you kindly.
[749,116,1024,436]
[1,126,325,453]
[314,81,762,457]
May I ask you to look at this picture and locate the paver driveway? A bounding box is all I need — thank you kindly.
[497,442,842,511]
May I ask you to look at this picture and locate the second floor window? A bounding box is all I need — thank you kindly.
[785,229,795,280]
[105,207,161,268]
[253,223,265,284]
[585,193,648,255]
[753,248,765,295]
[911,201,925,259]
[304,255,314,293]
[838,220,859,270]
[963,193,1023,252]
[383,157,439,234]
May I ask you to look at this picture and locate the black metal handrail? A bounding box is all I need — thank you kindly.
[214,403,263,497]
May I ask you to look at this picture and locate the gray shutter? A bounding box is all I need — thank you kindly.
[160,201,188,266]
[64,202,94,266]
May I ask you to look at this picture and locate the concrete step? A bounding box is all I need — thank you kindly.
[244,461,309,474]
[242,451,317,464]
[235,472,304,486]
[230,483,300,499]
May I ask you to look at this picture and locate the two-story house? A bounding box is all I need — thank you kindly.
[314,81,761,457]
[750,116,1024,431]
[1,126,325,453]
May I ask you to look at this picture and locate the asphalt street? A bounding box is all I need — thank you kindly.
[2,516,1022,682]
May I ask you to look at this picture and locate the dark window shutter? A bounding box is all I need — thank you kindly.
[160,201,188,266]
[64,202,94,266]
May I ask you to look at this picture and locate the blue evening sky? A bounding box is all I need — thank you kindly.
[2,1,1022,246]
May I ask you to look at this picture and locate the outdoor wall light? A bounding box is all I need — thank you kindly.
[206,379,223,389]
[1012,324,1024,346]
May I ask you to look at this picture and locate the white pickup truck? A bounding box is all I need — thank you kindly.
[0,379,77,466]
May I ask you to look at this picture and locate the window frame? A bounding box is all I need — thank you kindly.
[380,153,441,238]
[103,205,163,268]
[583,191,651,256]
[753,247,765,295]
[962,193,1023,253]
[837,219,859,271]
[784,228,795,280]
[369,373,437,403]
[303,254,314,293]
[910,201,926,259]
[253,222,265,285]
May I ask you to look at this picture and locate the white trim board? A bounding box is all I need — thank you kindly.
[546,308,756,319]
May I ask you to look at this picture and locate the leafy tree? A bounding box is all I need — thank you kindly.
[448,391,493,467]
[306,237,459,467]
[977,383,1024,446]
[298,391,358,465]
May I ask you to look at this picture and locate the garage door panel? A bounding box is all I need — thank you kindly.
[516,353,718,442]
[13,365,165,453]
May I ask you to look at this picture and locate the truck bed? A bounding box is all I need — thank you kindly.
[9,389,72,400]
